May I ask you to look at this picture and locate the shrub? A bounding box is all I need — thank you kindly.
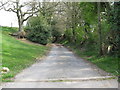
[26,16,51,45]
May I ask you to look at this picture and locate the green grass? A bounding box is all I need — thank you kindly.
[61,40,119,76]
[1,26,50,81]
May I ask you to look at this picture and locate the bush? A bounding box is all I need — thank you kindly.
[26,16,51,45]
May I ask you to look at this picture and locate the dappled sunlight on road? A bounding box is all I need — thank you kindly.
[2,44,118,88]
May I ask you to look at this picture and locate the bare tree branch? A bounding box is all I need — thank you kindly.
[0,1,8,10]
[3,0,41,31]
[23,14,34,22]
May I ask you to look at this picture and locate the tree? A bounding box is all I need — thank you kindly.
[2,0,40,32]
[98,2,103,55]
[63,2,80,43]
[50,18,62,42]
[40,2,66,42]
[71,2,79,43]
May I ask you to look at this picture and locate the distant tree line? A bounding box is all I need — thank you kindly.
[1,1,120,56]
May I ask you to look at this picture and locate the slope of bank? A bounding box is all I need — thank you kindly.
[1,27,50,82]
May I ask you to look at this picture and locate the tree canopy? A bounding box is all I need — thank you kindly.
[1,1,120,56]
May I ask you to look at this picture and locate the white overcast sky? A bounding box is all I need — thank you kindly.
[0,10,19,27]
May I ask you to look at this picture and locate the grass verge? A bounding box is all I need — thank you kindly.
[1,26,50,82]
[61,40,119,76]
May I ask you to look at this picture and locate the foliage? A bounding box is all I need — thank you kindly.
[108,2,120,56]
[65,28,73,42]
[63,2,119,56]
[26,15,51,45]
[50,19,62,42]
[79,2,97,24]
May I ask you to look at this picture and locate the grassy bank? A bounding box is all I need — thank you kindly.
[1,27,50,82]
[61,40,119,76]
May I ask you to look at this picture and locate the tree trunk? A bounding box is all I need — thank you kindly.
[71,2,78,43]
[16,7,24,32]
[98,2,103,56]
[71,3,76,43]
[18,21,24,31]
[72,26,76,43]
